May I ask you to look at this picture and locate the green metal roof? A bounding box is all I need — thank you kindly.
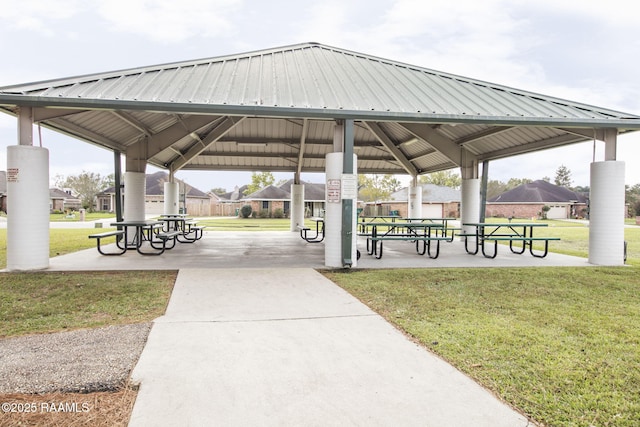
[1,42,639,175]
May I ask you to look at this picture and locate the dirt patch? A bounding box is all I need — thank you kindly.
[0,387,137,426]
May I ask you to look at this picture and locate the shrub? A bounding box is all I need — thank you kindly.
[273,208,284,218]
[258,209,270,218]
[240,205,252,218]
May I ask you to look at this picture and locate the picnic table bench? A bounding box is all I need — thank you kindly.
[298,217,324,243]
[158,215,205,243]
[460,222,560,258]
[89,220,185,256]
[360,221,449,259]
[88,230,126,256]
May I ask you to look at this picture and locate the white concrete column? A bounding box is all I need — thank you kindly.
[325,153,344,268]
[6,145,50,271]
[324,153,358,267]
[589,161,626,265]
[460,179,480,235]
[290,184,305,232]
[124,172,146,220]
[408,186,423,218]
[124,172,146,244]
[164,182,179,215]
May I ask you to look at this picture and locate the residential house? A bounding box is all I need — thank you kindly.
[361,184,461,218]
[211,185,248,216]
[97,171,212,216]
[49,188,82,212]
[241,180,326,217]
[486,180,588,219]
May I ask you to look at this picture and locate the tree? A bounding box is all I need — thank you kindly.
[626,183,640,216]
[554,164,572,188]
[486,178,533,200]
[210,187,227,195]
[486,180,510,200]
[418,170,461,189]
[244,172,275,195]
[58,171,113,211]
[506,177,532,188]
[358,174,402,202]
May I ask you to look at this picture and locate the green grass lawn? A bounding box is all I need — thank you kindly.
[50,212,115,222]
[323,267,640,427]
[0,270,176,338]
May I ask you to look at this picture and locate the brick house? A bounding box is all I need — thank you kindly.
[486,180,589,219]
[49,188,82,212]
[361,184,461,218]
[97,171,212,216]
[241,180,326,217]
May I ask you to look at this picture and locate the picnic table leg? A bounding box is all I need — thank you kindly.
[464,235,480,255]
[368,226,378,256]
[481,239,498,259]
[115,230,126,250]
[509,239,527,254]
[427,239,440,259]
[529,240,550,258]
[375,240,384,259]
[366,238,375,255]
[416,239,427,255]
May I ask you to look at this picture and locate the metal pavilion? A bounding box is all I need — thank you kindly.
[1,42,639,270]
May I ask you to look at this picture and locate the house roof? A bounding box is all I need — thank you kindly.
[278,179,326,200]
[1,42,638,178]
[220,185,248,201]
[49,187,80,201]
[244,184,291,200]
[390,184,461,202]
[145,171,209,198]
[99,171,209,197]
[488,180,588,203]
[244,180,325,201]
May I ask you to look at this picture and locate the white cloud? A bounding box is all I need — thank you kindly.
[0,0,85,35]
[97,0,244,43]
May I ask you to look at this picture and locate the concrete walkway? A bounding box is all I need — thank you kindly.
[128,268,532,426]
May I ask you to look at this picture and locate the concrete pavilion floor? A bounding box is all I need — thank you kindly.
[47,229,592,271]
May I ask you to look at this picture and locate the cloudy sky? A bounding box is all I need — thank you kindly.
[1,0,639,192]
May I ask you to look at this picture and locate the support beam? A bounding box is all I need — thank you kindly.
[146,115,226,158]
[480,160,489,222]
[476,133,585,162]
[114,151,123,222]
[295,118,308,183]
[18,107,33,146]
[460,148,479,180]
[112,111,154,136]
[455,126,514,146]
[33,108,87,122]
[170,116,245,171]
[364,122,418,176]
[603,128,618,161]
[342,119,355,267]
[400,123,462,165]
[125,137,149,173]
